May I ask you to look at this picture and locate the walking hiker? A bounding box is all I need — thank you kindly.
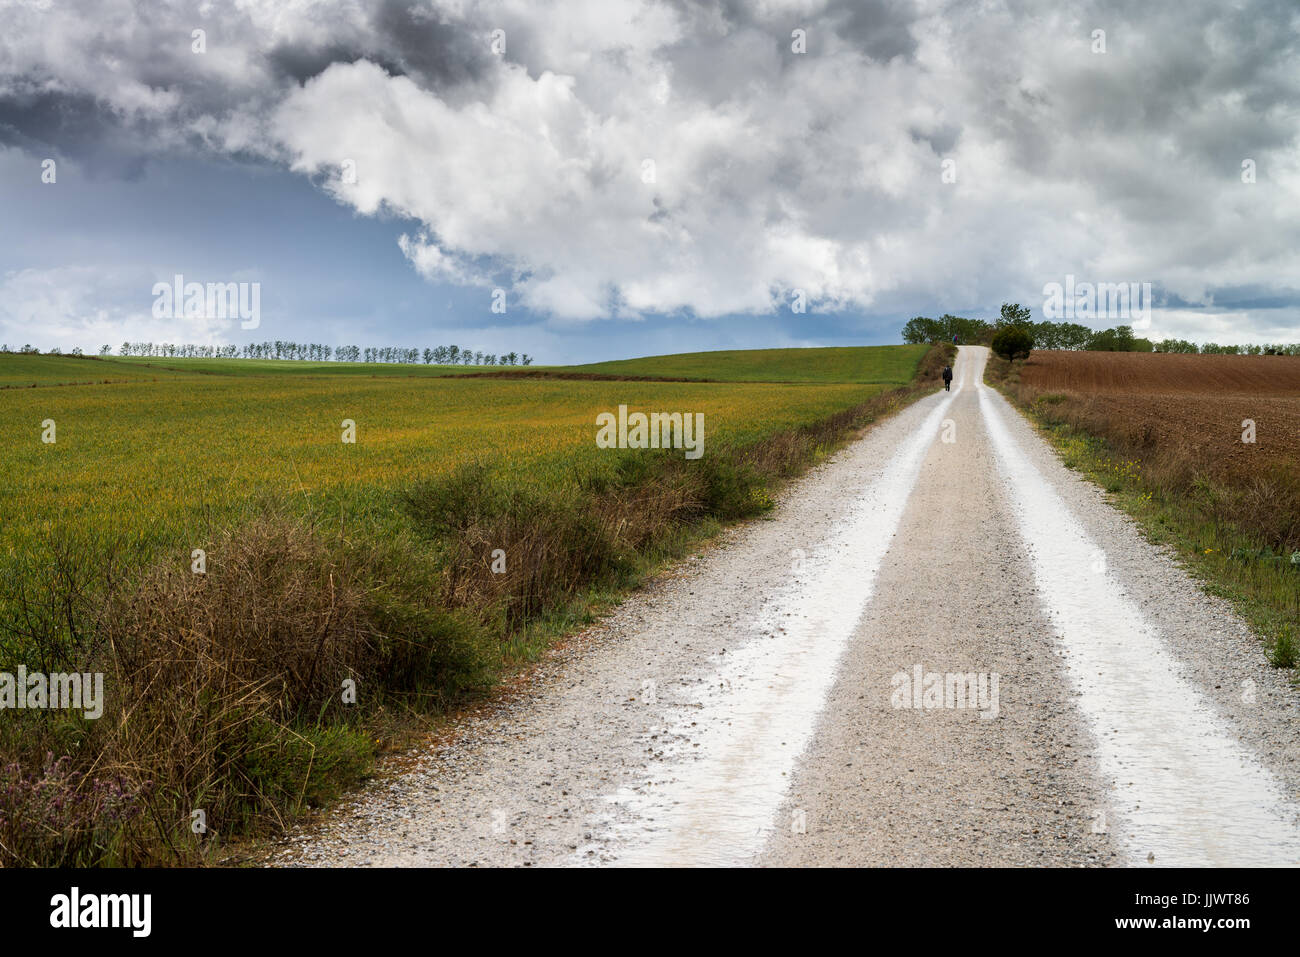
[942,365,953,391]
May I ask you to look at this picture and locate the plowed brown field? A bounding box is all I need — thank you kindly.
[1019,351,1300,469]
[1021,350,1300,396]
[1006,350,1300,550]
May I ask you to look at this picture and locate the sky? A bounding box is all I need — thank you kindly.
[1,0,1298,363]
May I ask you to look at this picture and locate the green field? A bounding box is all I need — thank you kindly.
[0,353,201,387]
[548,345,927,382]
[1,376,881,556]
[0,353,498,385]
[0,345,925,555]
[0,343,926,388]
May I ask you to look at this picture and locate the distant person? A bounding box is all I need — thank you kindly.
[942,365,953,391]
[953,334,959,345]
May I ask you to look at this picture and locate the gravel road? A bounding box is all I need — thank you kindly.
[270,347,1300,868]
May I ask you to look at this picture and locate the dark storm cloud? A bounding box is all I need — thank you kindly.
[0,90,152,178]
[968,0,1300,174]
[656,0,919,61]
[267,43,405,85]
[0,90,112,152]
[0,0,500,174]
[1180,287,1300,311]
[655,0,920,101]
[908,123,961,156]
[371,0,498,88]
[268,0,501,89]
[821,0,919,62]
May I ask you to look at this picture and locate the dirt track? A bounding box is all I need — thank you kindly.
[271,347,1300,868]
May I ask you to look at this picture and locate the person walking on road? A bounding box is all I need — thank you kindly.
[942,364,953,391]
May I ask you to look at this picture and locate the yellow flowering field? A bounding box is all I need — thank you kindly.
[0,365,904,558]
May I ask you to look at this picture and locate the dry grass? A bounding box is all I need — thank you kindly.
[0,511,496,865]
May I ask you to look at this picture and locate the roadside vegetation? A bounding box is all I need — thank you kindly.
[985,350,1300,678]
[0,342,950,866]
[903,309,1300,355]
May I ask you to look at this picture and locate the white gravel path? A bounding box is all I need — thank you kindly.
[269,347,1300,867]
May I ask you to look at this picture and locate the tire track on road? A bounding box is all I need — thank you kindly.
[761,347,1114,866]
[586,370,961,866]
[978,359,1300,866]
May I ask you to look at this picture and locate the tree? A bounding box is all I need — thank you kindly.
[902,316,943,344]
[1030,321,1091,350]
[998,302,1032,327]
[903,314,994,345]
[991,325,1034,361]
[1058,322,1092,350]
[1087,325,1147,352]
[940,314,993,345]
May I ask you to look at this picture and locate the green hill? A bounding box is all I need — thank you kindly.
[556,345,926,383]
[1,345,927,388]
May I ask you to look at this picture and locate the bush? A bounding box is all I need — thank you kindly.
[0,755,150,867]
[1269,627,1297,668]
[991,326,1034,361]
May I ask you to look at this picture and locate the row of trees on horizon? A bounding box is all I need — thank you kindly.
[0,342,535,365]
[903,307,1300,356]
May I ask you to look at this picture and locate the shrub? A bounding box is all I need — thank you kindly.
[0,755,150,867]
[1269,627,1297,669]
[991,326,1034,361]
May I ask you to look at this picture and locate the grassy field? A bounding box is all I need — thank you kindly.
[0,345,928,556]
[0,342,942,866]
[0,344,927,387]
[0,353,507,386]
[988,349,1300,670]
[544,344,927,382]
[0,353,201,388]
[0,374,883,557]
